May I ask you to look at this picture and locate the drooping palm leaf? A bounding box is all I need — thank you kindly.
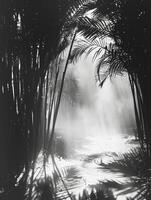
[70,37,107,62]
[77,16,113,40]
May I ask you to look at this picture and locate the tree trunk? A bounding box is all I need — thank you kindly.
[136,73,151,156]
[48,28,77,152]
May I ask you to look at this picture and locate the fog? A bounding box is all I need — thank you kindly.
[55,56,136,157]
[34,56,138,199]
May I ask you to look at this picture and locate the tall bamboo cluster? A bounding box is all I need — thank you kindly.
[0,0,71,198]
[0,0,95,198]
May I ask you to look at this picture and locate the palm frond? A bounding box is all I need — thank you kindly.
[100,147,151,199]
[64,0,96,29]
[59,0,97,54]
[78,16,113,40]
[70,37,107,63]
[103,147,150,177]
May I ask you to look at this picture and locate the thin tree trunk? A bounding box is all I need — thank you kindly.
[43,71,50,181]
[129,74,145,147]
[130,73,151,156]
[129,74,140,140]
[46,65,60,150]
[48,28,77,152]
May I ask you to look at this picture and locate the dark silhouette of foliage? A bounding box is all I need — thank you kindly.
[32,180,116,200]
[34,178,56,200]
[103,148,151,177]
[0,0,85,198]
[102,147,151,199]
[77,185,116,200]
[0,0,98,198]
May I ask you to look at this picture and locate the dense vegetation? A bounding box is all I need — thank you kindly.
[0,0,151,199]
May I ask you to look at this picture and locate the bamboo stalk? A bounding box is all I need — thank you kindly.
[129,75,140,140]
[129,74,144,144]
[46,64,60,150]
[48,28,77,152]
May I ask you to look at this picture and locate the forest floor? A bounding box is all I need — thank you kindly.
[40,134,140,200]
